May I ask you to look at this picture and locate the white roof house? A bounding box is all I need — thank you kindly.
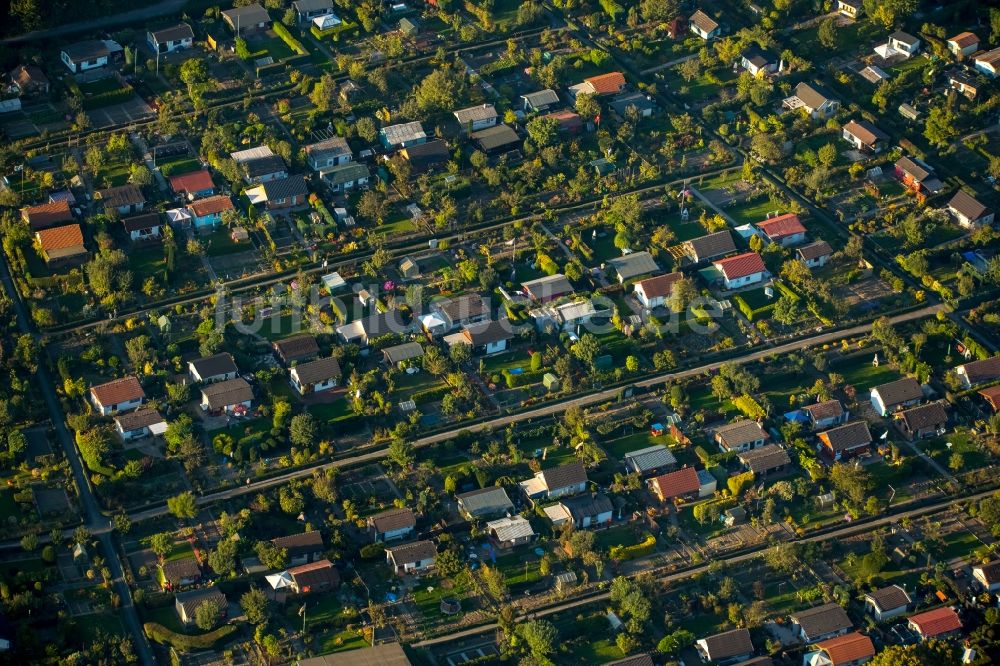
[231,145,275,163]
[486,516,535,543]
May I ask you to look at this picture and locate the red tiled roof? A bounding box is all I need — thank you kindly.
[90,376,145,406]
[635,272,682,299]
[757,213,806,240]
[585,72,626,95]
[908,607,962,637]
[714,252,766,280]
[169,170,214,194]
[22,200,73,229]
[949,32,979,48]
[189,195,234,217]
[979,385,1000,410]
[650,467,700,500]
[815,632,875,665]
[36,223,83,251]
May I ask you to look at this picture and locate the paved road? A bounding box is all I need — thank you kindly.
[127,303,943,523]
[414,482,998,648]
[0,250,155,664]
[2,0,187,44]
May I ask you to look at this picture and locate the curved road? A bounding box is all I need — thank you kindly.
[127,303,943,523]
[3,1,187,44]
[0,244,154,663]
[414,483,999,648]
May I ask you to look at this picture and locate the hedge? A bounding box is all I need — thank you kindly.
[273,23,307,56]
[81,85,135,110]
[311,197,336,227]
[733,293,774,322]
[311,19,358,41]
[774,280,800,302]
[503,368,546,388]
[412,385,452,405]
[733,394,766,420]
[144,623,236,652]
[610,533,656,561]
[479,56,520,76]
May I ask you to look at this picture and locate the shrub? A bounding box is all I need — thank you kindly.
[609,533,656,561]
[359,543,385,560]
[411,385,452,405]
[732,294,774,322]
[727,471,754,498]
[81,84,135,110]
[272,23,307,56]
[144,622,236,652]
[733,394,766,420]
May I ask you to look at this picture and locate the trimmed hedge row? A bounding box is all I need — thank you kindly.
[144,622,236,652]
[412,385,451,405]
[733,394,766,420]
[610,533,656,561]
[733,293,774,322]
[503,368,546,388]
[479,56,519,76]
[311,19,358,41]
[81,85,135,110]
[273,23,307,56]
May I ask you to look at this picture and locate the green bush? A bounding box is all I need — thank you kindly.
[272,23,307,55]
[310,19,358,41]
[144,622,236,652]
[502,368,546,388]
[609,533,656,561]
[694,446,712,465]
[359,543,385,560]
[732,294,774,322]
[411,385,452,405]
[733,394,766,420]
[479,56,520,76]
[81,85,135,110]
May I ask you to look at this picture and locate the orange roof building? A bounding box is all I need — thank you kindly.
[812,632,875,666]
[35,223,86,266]
[189,195,234,218]
[649,467,701,502]
[22,200,74,230]
[169,170,215,199]
[583,72,626,95]
[757,213,807,244]
[907,606,962,639]
[89,376,146,415]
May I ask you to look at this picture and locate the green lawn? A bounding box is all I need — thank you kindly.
[411,575,466,622]
[259,314,298,341]
[592,524,642,553]
[601,430,678,460]
[308,399,354,423]
[688,383,738,418]
[163,539,195,562]
[129,245,166,283]
[494,551,543,588]
[721,195,787,226]
[830,355,902,392]
[144,605,186,634]
[78,612,127,640]
[920,430,989,471]
[937,529,981,561]
[374,215,417,237]
[567,638,626,664]
[246,35,294,61]
[315,628,369,653]
[203,228,246,257]
[157,156,201,177]
[0,487,19,520]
